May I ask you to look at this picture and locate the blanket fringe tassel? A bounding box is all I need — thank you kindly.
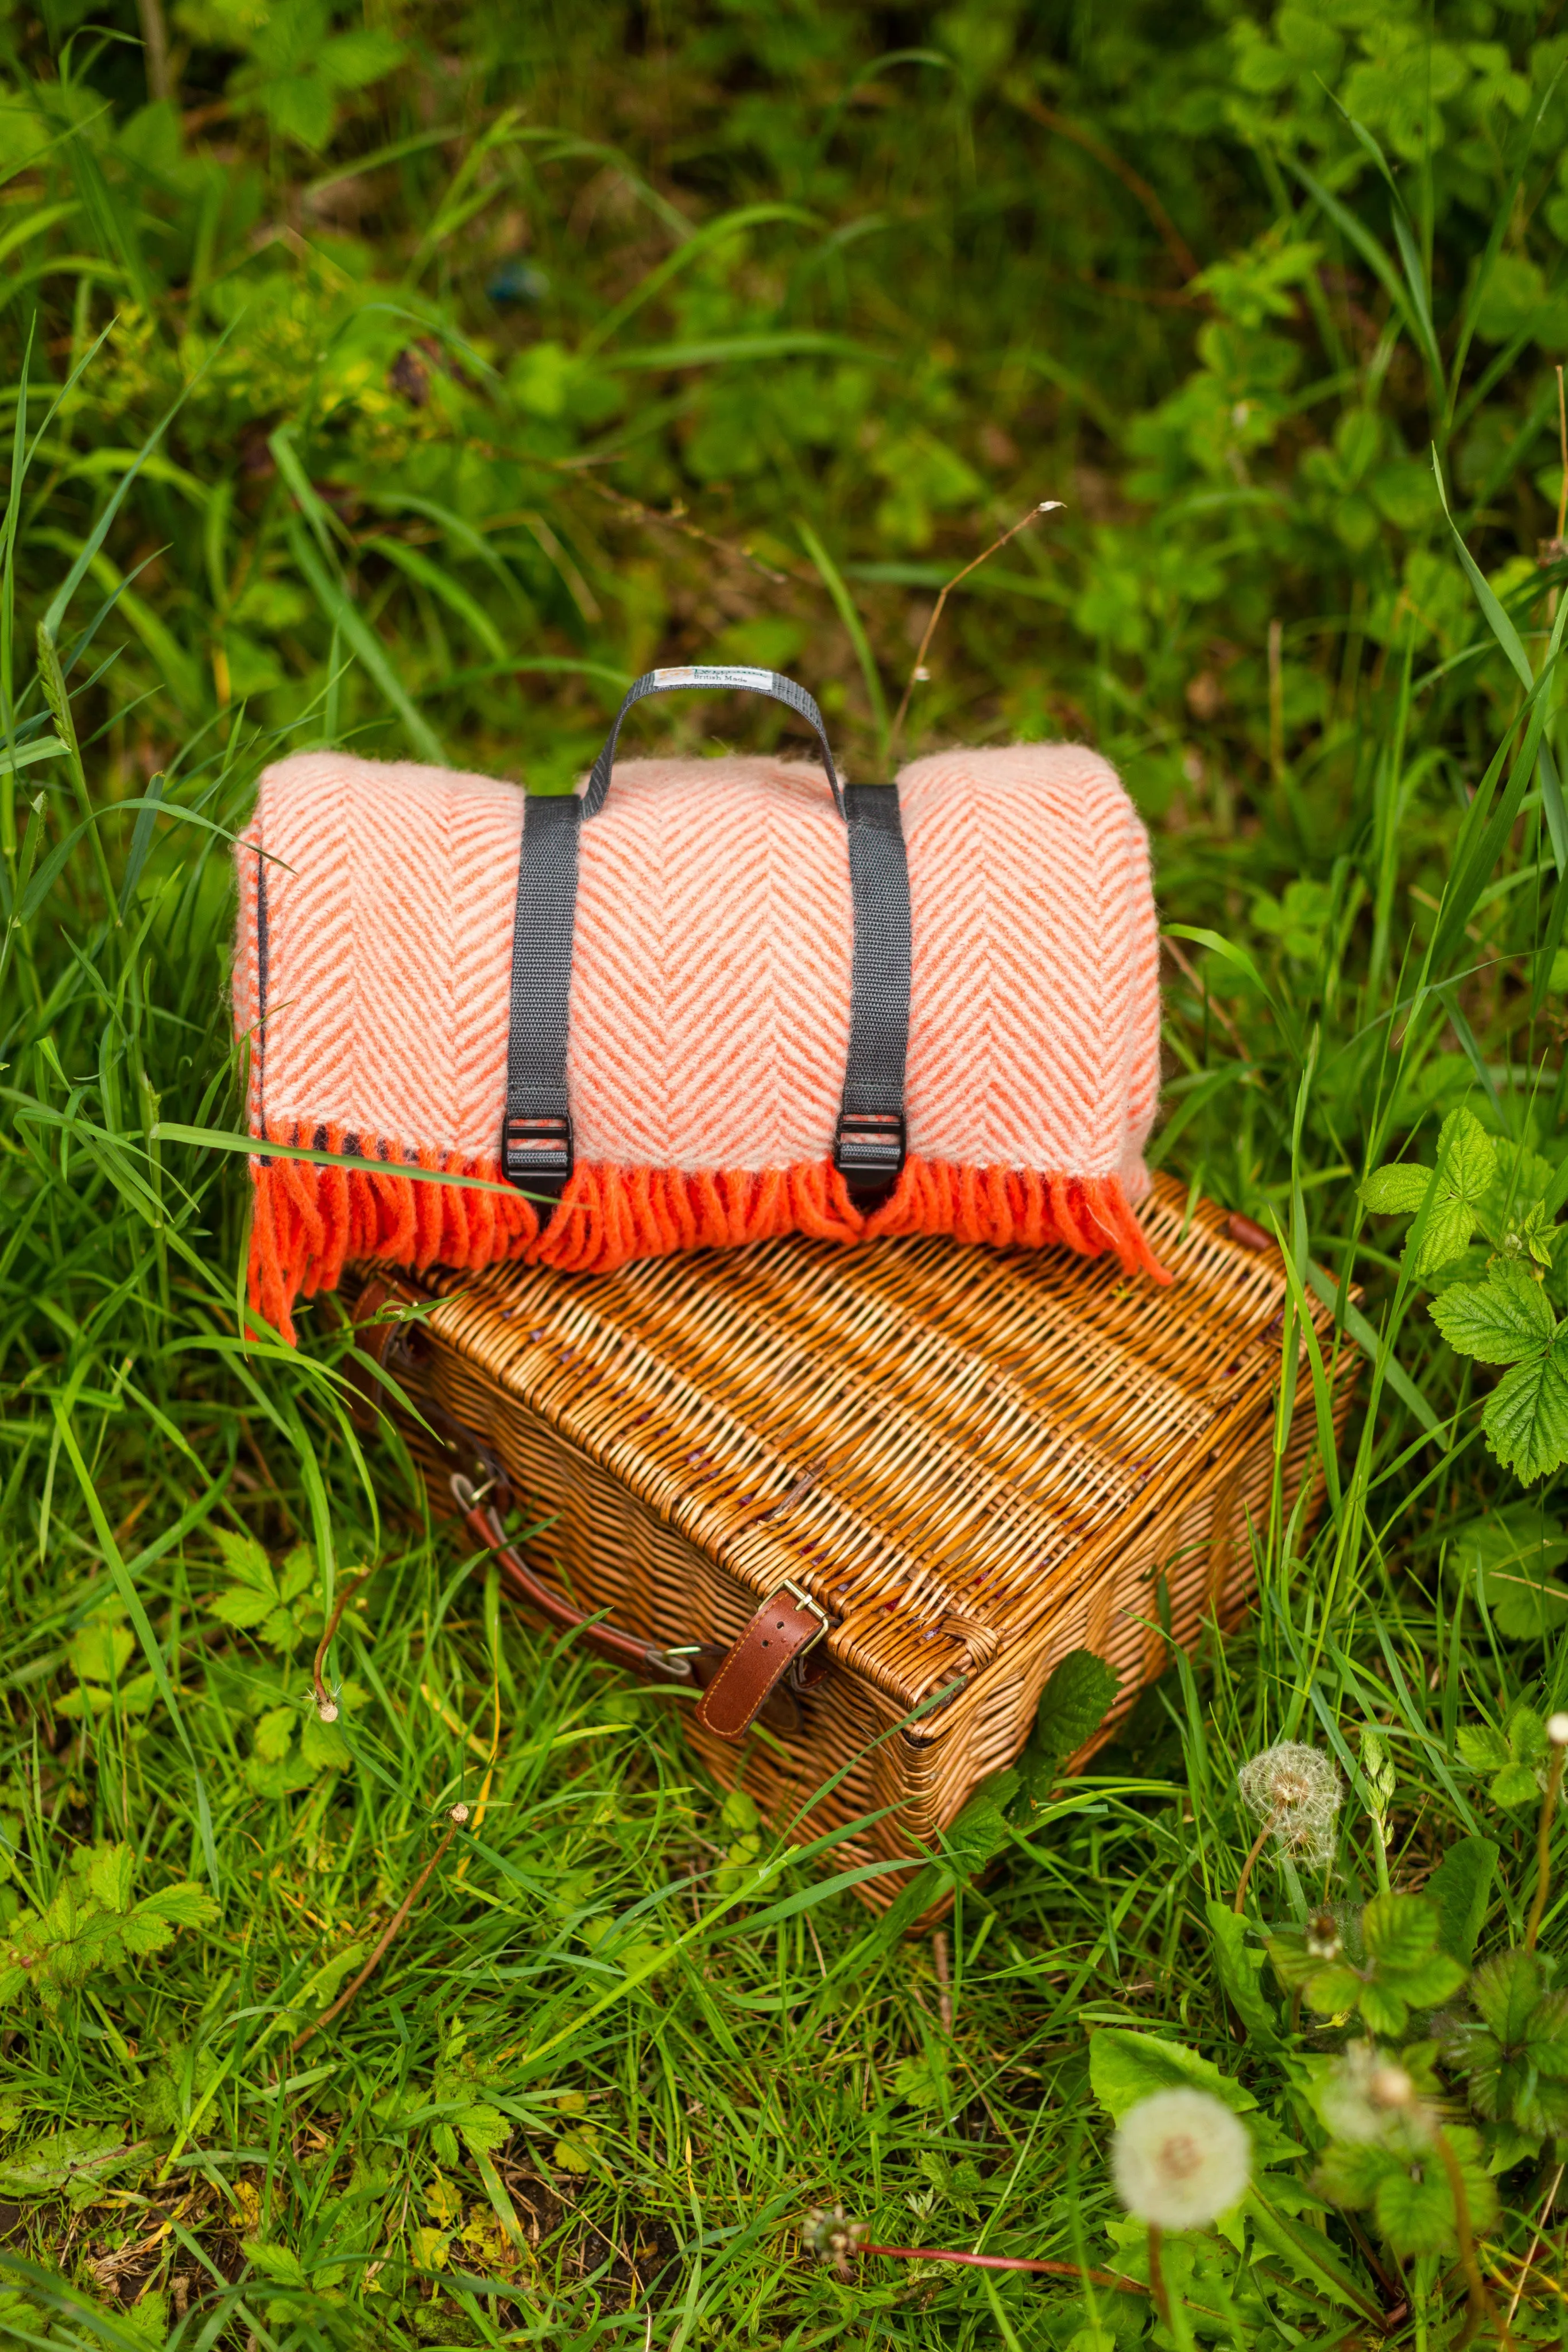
[246,1121,1170,1343]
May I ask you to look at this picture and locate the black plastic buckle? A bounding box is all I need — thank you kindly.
[502,1111,574,1199]
[833,1109,907,1204]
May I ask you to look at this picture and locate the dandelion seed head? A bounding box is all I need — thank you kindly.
[450,1802,470,1825]
[1110,2090,1250,2230]
[315,1699,339,1724]
[1319,2041,1430,2149]
[1548,1712,1568,1748]
[1304,1909,1342,1962]
[1237,1740,1342,1865]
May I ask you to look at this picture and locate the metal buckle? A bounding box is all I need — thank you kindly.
[502,1111,574,1194]
[781,1579,830,1651]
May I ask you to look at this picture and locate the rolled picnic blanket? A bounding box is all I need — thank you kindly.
[234,667,1166,1341]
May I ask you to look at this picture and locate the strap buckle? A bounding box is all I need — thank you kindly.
[781,1579,830,1651]
[502,1111,574,1196]
[833,1109,907,1199]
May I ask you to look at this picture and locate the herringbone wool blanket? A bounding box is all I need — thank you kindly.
[235,742,1165,1340]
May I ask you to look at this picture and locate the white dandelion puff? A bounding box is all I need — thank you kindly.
[1237,1740,1342,1866]
[1319,2041,1431,2150]
[1111,2090,1250,2230]
[1548,1713,1568,1748]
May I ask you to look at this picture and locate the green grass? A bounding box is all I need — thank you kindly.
[3,0,1568,2343]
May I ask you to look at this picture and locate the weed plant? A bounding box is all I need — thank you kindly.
[2,0,1568,2343]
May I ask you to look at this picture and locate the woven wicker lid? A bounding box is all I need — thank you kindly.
[413,1174,1327,1709]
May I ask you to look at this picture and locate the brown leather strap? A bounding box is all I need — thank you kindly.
[455,1483,694,1686]
[694,1588,833,1742]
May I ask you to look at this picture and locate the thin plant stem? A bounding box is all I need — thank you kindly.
[288,1809,466,2059]
[888,501,1063,753]
[1526,1744,1565,1955]
[1434,2125,1509,2352]
[1147,2224,1171,2334]
[311,1566,371,1718]
[1233,1820,1273,1912]
[859,2246,1147,2289]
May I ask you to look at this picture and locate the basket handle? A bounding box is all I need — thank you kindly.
[504,663,911,1211]
[582,664,845,821]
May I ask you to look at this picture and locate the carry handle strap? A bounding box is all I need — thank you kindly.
[504,664,908,1209]
[583,665,843,821]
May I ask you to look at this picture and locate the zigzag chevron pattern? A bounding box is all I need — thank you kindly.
[235,742,1163,1336]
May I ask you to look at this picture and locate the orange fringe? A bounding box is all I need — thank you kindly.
[246,1120,1171,1343]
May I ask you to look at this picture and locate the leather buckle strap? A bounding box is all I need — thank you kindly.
[694,1581,834,1743]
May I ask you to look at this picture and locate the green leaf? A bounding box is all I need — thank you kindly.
[1303,1961,1364,2014]
[80,1844,134,1915]
[1457,1724,1512,1771]
[1361,1893,1439,1968]
[1373,2167,1458,2257]
[1485,1340,1568,1483]
[134,1882,218,1932]
[455,2102,511,2155]
[1088,2028,1256,2120]
[1358,1983,1411,2038]
[210,1586,275,1630]
[1425,1837,1499,1963]
[1383,1953,1468,2009]
[277,1545,317,1604]
[67,1619,135,1683]
[251,1706,296,1765]
[1315,2138,1397,2209]
[1430,1263,1556,1364]
[1469,1949,1543,2044]
[1453,1507,1568,1639]
[243,2239,309,2287]
[1361,1163,1433,1214]
[1490,1761,1543,1809]
[1206,1901,1279,2045]
[1034,1648,1120,1766]
[212,1527,276,1594]
[0,2125,137,2200]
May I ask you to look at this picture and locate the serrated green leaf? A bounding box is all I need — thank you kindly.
[135,1882,218,1931]
[277,1544,317,1604]
[1470,1949,1543,2042]
[80,1843,134,1914]
[299,1713,348,1771]
[243,2238,309,2287]
[1413,1193,1482,1278]
[1361,1163,1433,1214]
[1438,1108,1498,1206]
[1492,1761,1543,1808]
[251,1706,296,1765]
[1315,2138,1397,2208]
[1358,1983,1411,2038]
[1033,1648,1120,1774]
[1088,2028,1256,2119]
[211,1586,275,1630]
[1303,1962,1363,2014]
[1361,1893,1439,1969]
[68,1620,135,1683]
[1457,1724,1512,1771]
[1508,1705,1545,1761]
[1385,1953,1468,2009]
[1206,1901,1279,2044]
[1425,1837,1499,1963]
[1485,1340,1568,1484]
[0,2125,135,2199]
[1430,1263,1556,1364]
[455,2101,510,2154]
[212,1527,276,1594]
[1373,2166,1457,2257]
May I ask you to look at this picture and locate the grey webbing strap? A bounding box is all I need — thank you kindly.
[835,784,911,1198]
[583,666,843,821]
[502,667,908,1209]
[502,793,580,1195]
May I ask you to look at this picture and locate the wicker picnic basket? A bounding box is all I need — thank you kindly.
[350,1173,1353,1909]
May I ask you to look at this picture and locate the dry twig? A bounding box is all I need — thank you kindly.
[890,501,1063,752]
[288,1806,469,2060]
